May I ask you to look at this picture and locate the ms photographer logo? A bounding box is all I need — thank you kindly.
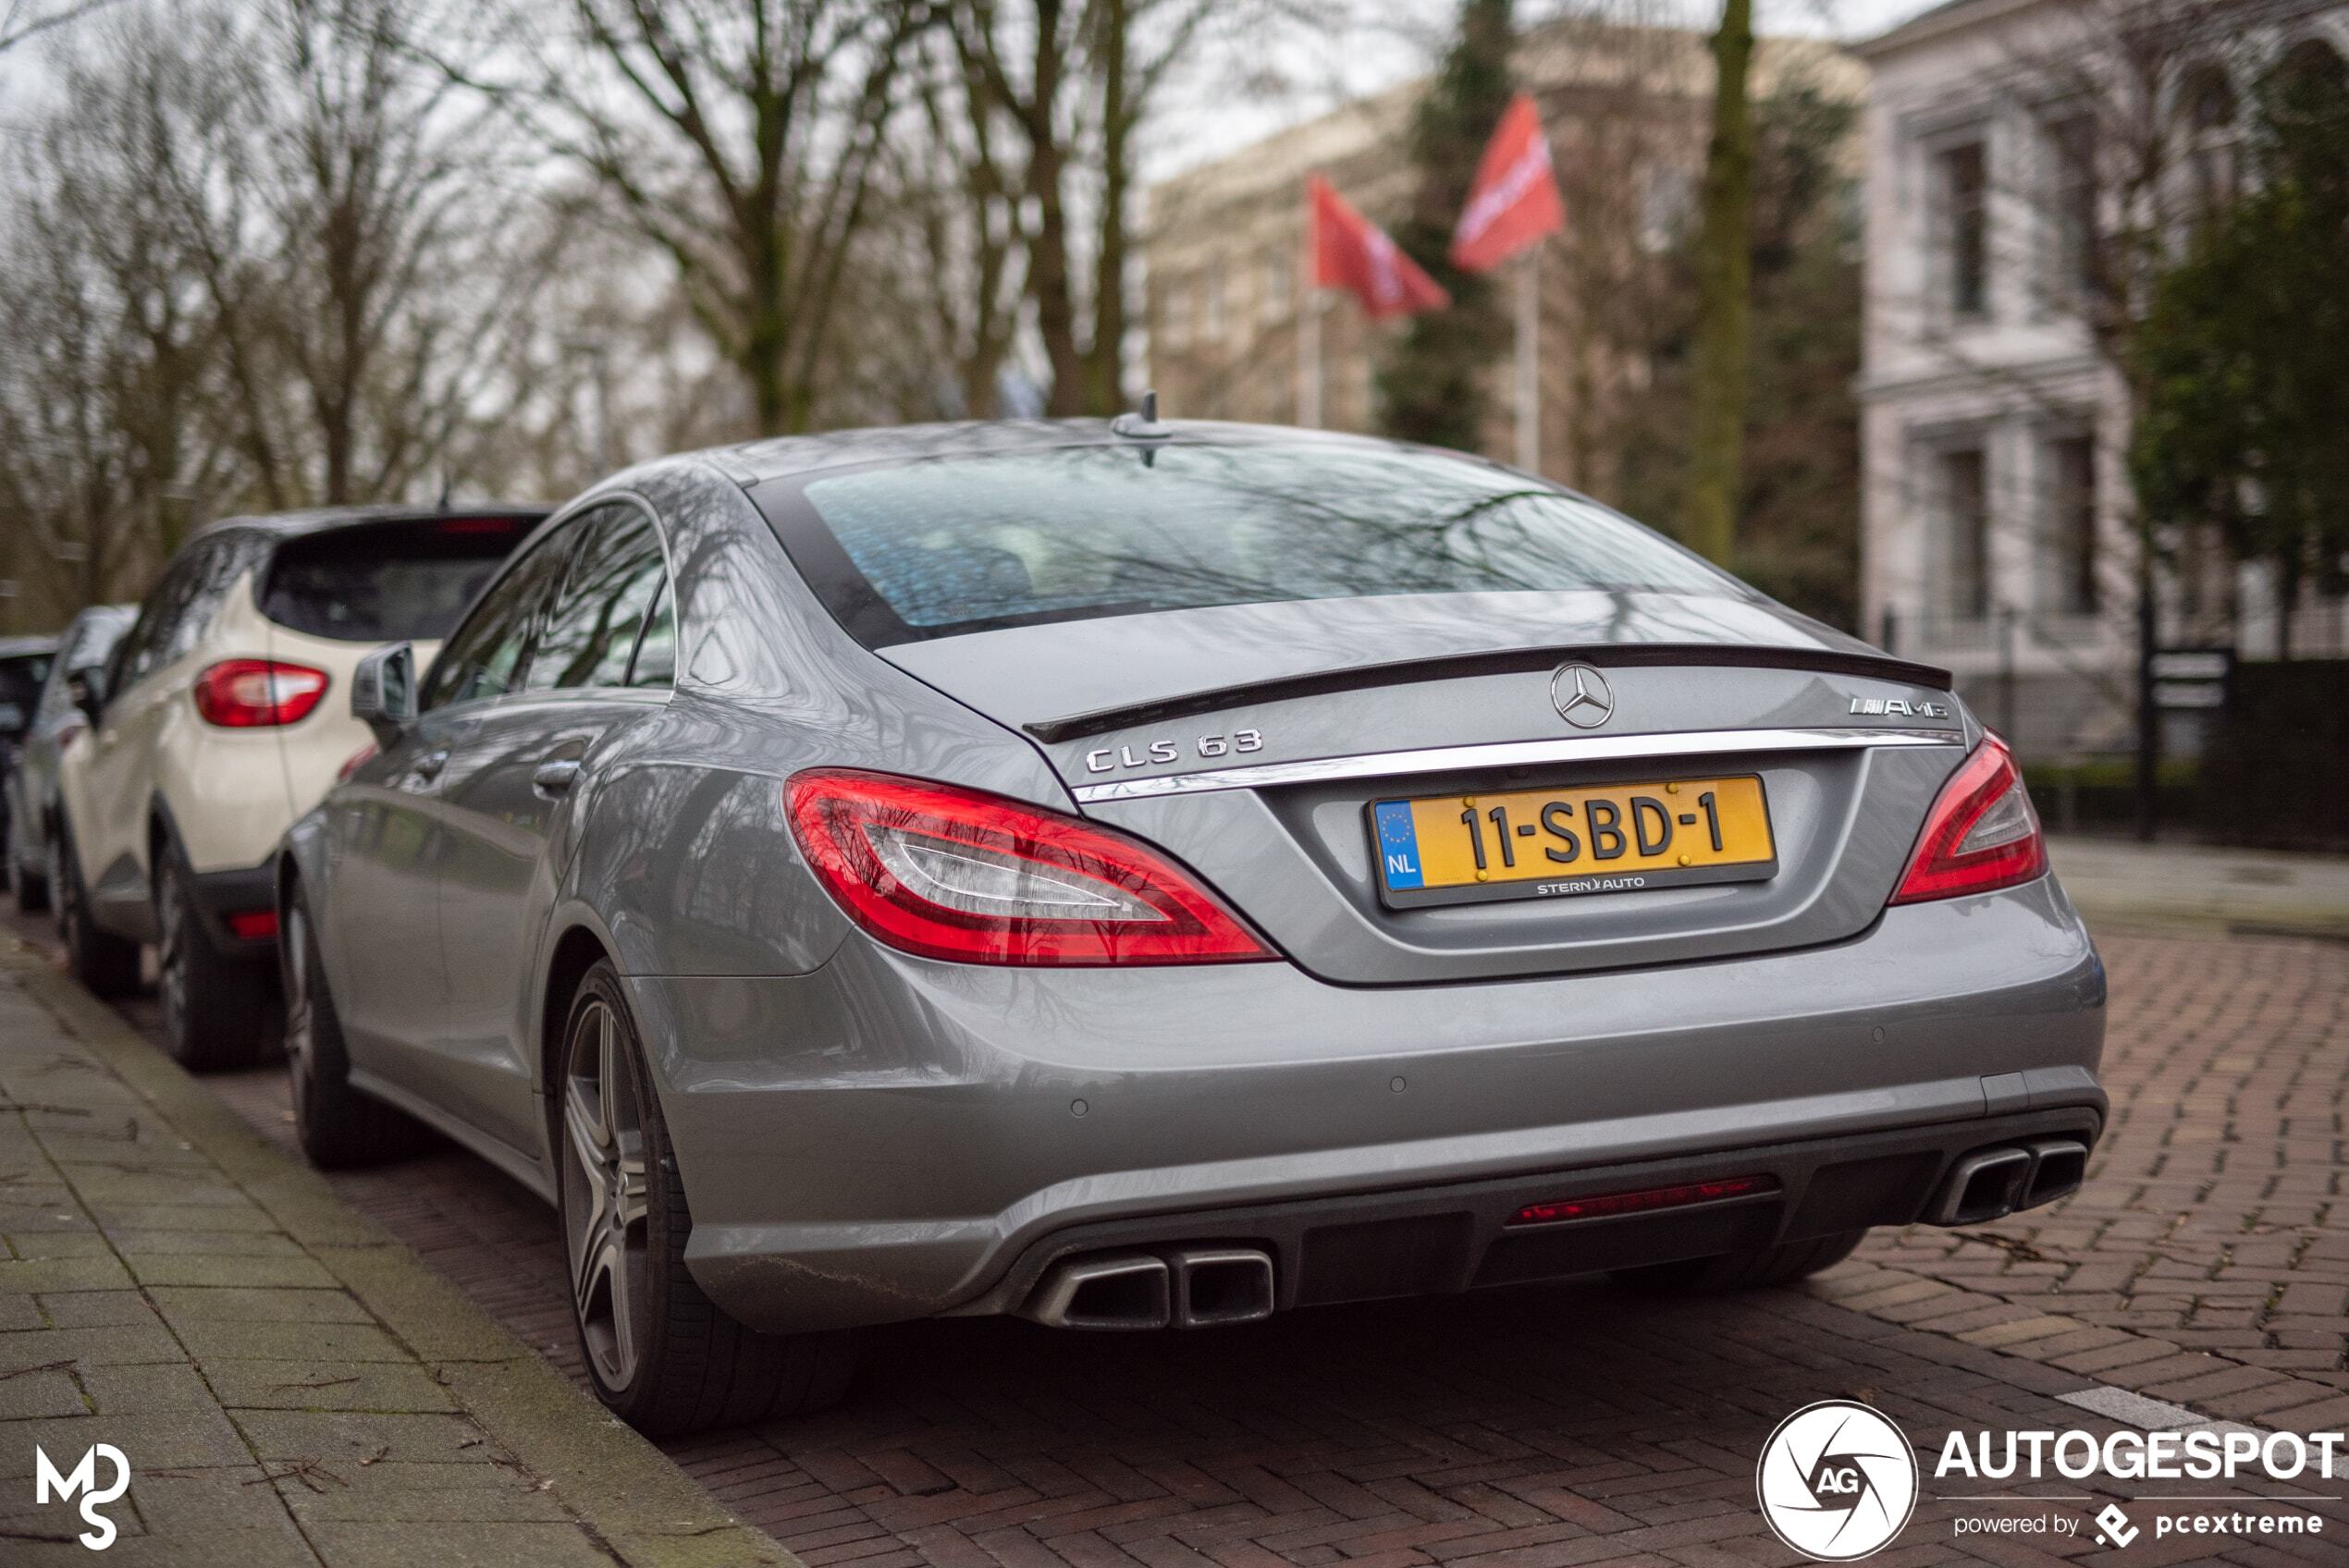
[1755,1401,1919,1561]
[34,1443,130,1551]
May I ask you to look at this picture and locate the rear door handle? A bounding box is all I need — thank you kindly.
[532,759,582,796]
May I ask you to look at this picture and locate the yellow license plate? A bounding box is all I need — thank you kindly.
[1370,775,1777,908]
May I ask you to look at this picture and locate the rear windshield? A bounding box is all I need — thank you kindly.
[785,444,1735,644]
[0,654,51,729]
[260,516,539,643]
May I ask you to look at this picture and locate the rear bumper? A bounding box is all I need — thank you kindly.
[191,863,278,957]
[638,876,2107,1335]
[959,1105,2100,1323]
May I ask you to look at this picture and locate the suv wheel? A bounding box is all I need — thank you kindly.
[559,962,855,1434]
[56,818,140,998]
[1611,1229,1867,1293]
[283,888,423,1167]
[154,837,269,1070]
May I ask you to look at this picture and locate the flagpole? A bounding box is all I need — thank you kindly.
[1514,241,1540,473]
[1298,198,1322,428]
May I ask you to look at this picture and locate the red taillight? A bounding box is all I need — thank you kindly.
[227,910,279,941]
[784,768,1273,966]
[1510,1174,1777,1227]
[193,660,329,727]
[1890,733,2047,904]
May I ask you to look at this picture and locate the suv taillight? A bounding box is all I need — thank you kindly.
[785,768,1273,966]
[1890,733,2047,903]
[193,660,329,728]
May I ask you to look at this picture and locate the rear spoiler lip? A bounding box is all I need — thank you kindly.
[1023,643,1955,744]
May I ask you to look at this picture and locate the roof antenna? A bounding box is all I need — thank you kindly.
[1111,387,1171,440]
[436,463,454,511]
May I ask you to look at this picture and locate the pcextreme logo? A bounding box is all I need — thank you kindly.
[34,1442,130,1550]
[1755,1401,1920,1561]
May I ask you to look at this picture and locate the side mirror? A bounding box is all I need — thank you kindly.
[65,665,107,727]
[350,643,416,749]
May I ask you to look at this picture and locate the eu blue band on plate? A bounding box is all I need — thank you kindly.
[1373,801,1424,889]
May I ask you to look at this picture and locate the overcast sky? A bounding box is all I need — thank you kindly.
[1155,0,1943,178]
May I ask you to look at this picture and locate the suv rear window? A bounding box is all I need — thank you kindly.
[782,444,1737,645]
[260,515,540,643]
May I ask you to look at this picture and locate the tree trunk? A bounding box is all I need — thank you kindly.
[1684,0,1754,567]
[1084,0,1131,416]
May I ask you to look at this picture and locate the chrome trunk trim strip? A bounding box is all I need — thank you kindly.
[1068,727,1965,803]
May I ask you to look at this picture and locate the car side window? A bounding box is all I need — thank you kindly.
[164,537,252,664]
[525,504,670,692]
[117,547,210,688]
[625,579,675,689]
[421,529,576,711]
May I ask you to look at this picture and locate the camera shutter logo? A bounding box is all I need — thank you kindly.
[1755,1401,1918,1561]
[35,1442,131,1550]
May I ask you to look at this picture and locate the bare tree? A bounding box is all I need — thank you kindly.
[454,0,930,437]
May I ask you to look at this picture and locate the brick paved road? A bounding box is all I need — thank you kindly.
[12,908,2347,1565]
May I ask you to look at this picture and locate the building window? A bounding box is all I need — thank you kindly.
[2042,433,2098,615]
[1638,165,1692,253]
[1937,444,1991,619]
[2043,114,2097,306]
[1260,245,1291,324]
[2180,63,2238,214]
[1933,139,1989,318]
[1201,261,1227,343]
[1160,276,1192,351]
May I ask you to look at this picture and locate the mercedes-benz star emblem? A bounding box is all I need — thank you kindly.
[1550,663,1615,729]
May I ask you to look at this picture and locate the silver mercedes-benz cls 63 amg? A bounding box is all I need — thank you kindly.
[277,417,2104,1434]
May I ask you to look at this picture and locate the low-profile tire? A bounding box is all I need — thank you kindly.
[56,818,140,998]
[559,961,856,1435]
[283,888,425,1169]
[1611,1230,1867,1294]
[155,836,270,1070]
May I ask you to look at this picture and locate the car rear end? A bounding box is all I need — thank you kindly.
[669,431,2104,1336]
[181,509,545,954]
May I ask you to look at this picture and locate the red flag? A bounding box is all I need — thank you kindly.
[1449,94,1566,273]
[1308,175,1449,321]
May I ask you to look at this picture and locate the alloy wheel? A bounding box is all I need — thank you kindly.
[282,904,314,1101]
[563,998,650,1392]
[156,864,187,1043]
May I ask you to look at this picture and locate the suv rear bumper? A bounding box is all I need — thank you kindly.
[191,862,278,956]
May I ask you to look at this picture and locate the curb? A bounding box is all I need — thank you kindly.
[6,936,795,1568]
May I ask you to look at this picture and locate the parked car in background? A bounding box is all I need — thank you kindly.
[6,606,134,914]
[279,421,2105,1438]
[0,633,60,902]
[56,505,546,1067]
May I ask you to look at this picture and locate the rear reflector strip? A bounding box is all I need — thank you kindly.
[226,910,280,941]
[1508,1174,1777,1227]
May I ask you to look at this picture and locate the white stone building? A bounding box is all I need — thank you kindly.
[1854,0,2349,759]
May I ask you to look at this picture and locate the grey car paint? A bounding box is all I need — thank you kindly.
[281,420,2106,1338]
[6,611,131,886]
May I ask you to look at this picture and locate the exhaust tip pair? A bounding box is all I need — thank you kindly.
[1022,1246,1275,1330]
[1930,1138,2089,1226]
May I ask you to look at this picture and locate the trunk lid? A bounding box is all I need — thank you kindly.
[883,592,1974,983]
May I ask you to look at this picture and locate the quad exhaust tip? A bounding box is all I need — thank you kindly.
[1929,1139,2089,1226]
[1022,1246,1274,1330]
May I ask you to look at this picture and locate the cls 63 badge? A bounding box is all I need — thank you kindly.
[1085,730,1262,774]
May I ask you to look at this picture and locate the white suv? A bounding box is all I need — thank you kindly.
[55,506,545,1066]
